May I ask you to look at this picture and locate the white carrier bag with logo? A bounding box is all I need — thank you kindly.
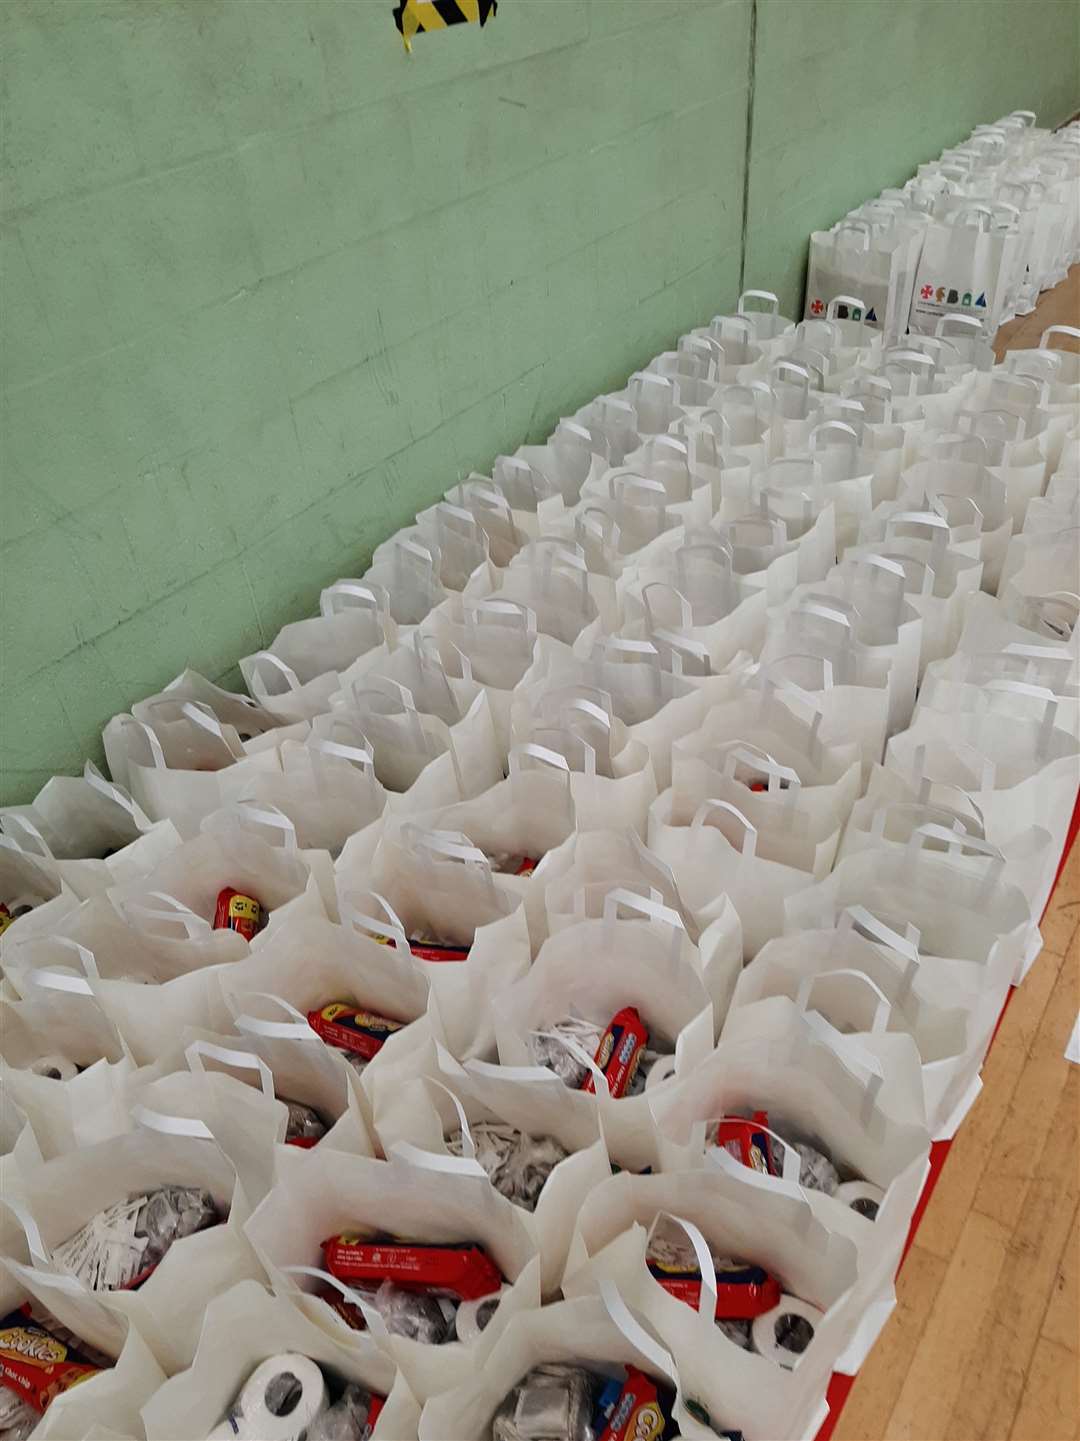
[141,1280,418,1441]
[909,205,1018,335]
[491,913,714,1174]
[243,1147,542,1403]
[560,1172,867,1441]
[806,219,923,341]
[419,1291,721,1441]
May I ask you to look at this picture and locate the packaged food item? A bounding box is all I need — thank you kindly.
[645,1216,780,1323]
[594,1367,675,1441]
[370,1282,456,1344]
[306,1382,385,1441]
[284,1099,328,1149]
[0,904,12,939]
[487,853,540,877]
[318,1286,367,1332]
[446,1123,568,1211]
[52,1186,219,1291]
[372,929,470,963]
[492,1364,596,1441]
[213,887,265,941]
[528,1019,603,1088]
[582,1007,649,1099]
[306,1004,404,1063]
[0,1307,102,1416]
[710,1114,839,1193]
[322,1236,502,1301]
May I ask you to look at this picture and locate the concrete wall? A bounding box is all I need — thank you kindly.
[2,0,1077,801]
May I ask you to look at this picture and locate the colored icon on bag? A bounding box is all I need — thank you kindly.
[975,291,987,307]
[935,286,946,303]
[865,306,877,322]
[810,299,824,315]
[920,284,934,300]
[850,306,862,320]
[946,288,959,304]
[962,292,972,306]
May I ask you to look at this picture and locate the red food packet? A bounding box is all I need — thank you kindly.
[406,940,470,962]
[319,1285,366,1331]
[0,1308,101,1415]
[712,1112,777,1175]
[582,1006,648,1098]
[322,1237,502,1300]
[650,1264,782,1319]
[307,1003,404,1061]
[212,887,265,941]
[595,1367,674,1441]
[364,1393,385,1436]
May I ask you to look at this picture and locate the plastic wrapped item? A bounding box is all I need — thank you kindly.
[528,1018,602,1088]
[52,1185,219,1291]
[593,1367,676,1441]
[322,1235,502,1301]
[446,1123,569,1211]
[306,1382,386,1441]
[213,886,266,940]
[0,1307,104,1416]
[491,1364,597,1441]
[306,1004,405,1062]
[645,1217,781,1325]
[371,1282,456,1345]
[284,1100,328,1149]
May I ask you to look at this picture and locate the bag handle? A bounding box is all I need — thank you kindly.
[243,652,303,697]
[3,1195,51,1267]
[220,800,299,852]
[185,1039,276,1100]
[651,1214,718,1323]
[796,968,891,1035]
[83,761,152,829]
[339,889,410,952]
[320,581,387,619]
[386,1131,489,1180]
[833,220,872,252]
[738,289,780,316]
[25,936,101,996]
[839,904,921,965]
[691,799,757,858]
[602,887,685,966]
[935,313,984,340]
[119,890,212,940]
[1040,324,1080,354]
[721,741,801,797]
[463,597,537,636]
[131,1103,214,1140]
[235,992,317,1042]
[810,420,859,454]
[708,1114,802,1185]
[599,1279,679,1385]
[508,742,573,783]
[280,1266,385,1336]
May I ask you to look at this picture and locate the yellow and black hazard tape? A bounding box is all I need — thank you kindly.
[393,0,497,52]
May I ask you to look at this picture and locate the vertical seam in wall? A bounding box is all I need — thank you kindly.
[737,0,758,294]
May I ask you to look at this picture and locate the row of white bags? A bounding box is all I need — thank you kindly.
[806,111,1080,340]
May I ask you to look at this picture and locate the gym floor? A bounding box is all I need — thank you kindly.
[836,270,1080,1440]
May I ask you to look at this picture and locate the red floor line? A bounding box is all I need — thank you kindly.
[812,780,1080,1441]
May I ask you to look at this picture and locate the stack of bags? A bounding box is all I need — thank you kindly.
[0,119,1078,1441]
[806,110,1080,340]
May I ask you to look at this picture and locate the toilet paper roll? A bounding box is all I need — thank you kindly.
[454,1286,509,1344]
[30,1054,77,1081]
[751,1296,825,1370]
[233,1355,328,1441]
[834,1180,884,1221]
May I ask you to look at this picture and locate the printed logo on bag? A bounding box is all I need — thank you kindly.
[920,284,934,300]
[810,299,824,315]
[935,286,946,303]
[975,291,987,307]
[0,1326,67,1368]
[962,291,973,306]
[947,288,959,305]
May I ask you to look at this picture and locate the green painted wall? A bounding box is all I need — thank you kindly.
[2,0,1077,803]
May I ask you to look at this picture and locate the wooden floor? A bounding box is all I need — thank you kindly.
[835,267,1080,1441]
